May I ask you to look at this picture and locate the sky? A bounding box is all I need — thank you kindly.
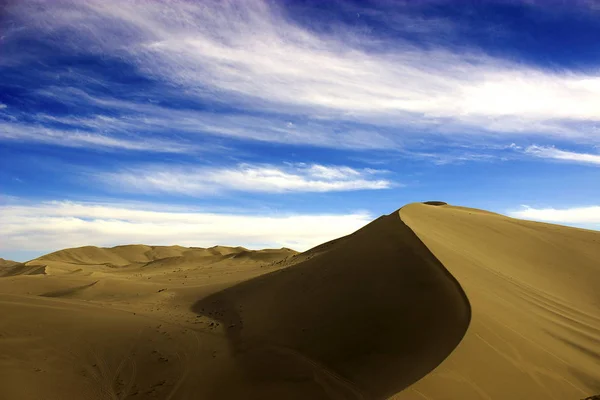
[1,0,600,261]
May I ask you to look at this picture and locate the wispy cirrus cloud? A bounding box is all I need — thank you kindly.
[525,145,600,165]
[4,0,600,151]
[93,1,600,129]
[98,163,392,195]
[26,94,398,150]
[0,121,194,153]
[0,200,372,253]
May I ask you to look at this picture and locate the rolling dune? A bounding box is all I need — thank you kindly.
[0,204,598,399]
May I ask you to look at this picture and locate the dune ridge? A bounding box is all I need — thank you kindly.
[31,244,288,268]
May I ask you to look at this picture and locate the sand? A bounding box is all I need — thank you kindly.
[0,258,19,269]
[394,203,600,400]
[0,204,598,399]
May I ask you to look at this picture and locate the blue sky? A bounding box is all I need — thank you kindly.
[2,0,600,261]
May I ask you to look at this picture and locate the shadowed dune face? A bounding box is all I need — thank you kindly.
[193,211,471,399]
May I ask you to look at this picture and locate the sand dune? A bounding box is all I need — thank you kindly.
[395,203,600,400]
[0,258,18,268]
[192,212,470,399]
[0,204,598,399]
[0,262,46,277]
[0,258,23,277]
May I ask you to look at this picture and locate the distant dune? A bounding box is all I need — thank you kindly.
[0,204,598,399]
[0,257,18,270]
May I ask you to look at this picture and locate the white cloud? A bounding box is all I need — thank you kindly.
[0,121,193,152]
[99,164,392,195]
[0,200,373,253]
[509,205,600,225]
[8,0,600,140]
[525,145,600,165]
[29,101,398,150]
[0,103,6,109]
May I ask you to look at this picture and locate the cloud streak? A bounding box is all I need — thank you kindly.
[113,1,600,129]
[0,200,373,253]
[26,95,399,150]
[525,145,600,165]
[99,163,392,195]
[510,205,600,225]
[4,0,600,151]
[0,121,195,153]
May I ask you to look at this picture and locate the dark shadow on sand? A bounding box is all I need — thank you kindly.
[191,211,471,400]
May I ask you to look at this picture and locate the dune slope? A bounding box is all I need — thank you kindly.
[395,203,600,400]
[0,245,298,400]
[193,211,471,399]
[0,293,205,400]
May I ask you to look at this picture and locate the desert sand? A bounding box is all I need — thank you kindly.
[0,258,19,269]
[394,203,600,400]
[0,203,598,399]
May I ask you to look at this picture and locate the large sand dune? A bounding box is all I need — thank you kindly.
[0,204,598,399]
[394,203,600,400]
